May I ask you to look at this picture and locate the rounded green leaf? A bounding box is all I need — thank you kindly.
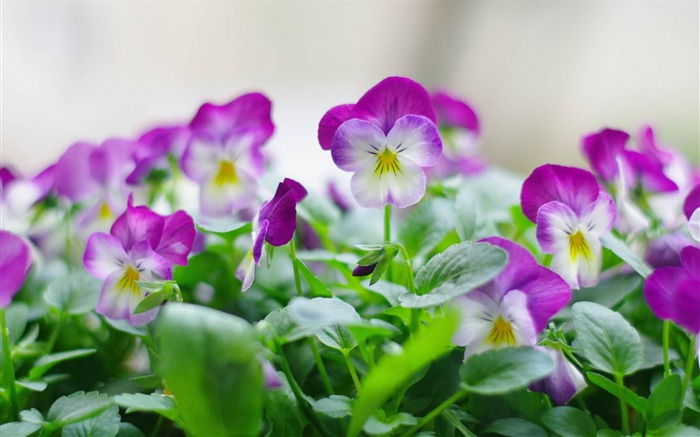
[572,302,643,376]
[482,418,547,437]
[542,406,597,437]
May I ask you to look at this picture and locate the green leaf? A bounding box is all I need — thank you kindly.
[542,406,597,437]
[29,349,96,379]
[4,303,29,343]
[113,393,179,422]
[0,422,42,437]
[115,423,145,437]
[370,245,399,285]
[287,297,361,340]
[16,380,47,392]
[459,347,554,395]
[132,284,173,315]
[398,198,455,259]
[600,233,652,278]
[482,417,547,437]
[62,404,120,437]
[586,372,647,418]
[399,241,507,308]
[572,302,643,376]
[196,220,251,241]
[316,325,357,352]
[266,380,307,436]
[19,408,44,424]
[47,391,115,430]
[363,411,417,435]
[647,374,682,430]
[348,310,461,437]
[311,395,353,418]
[156,303,263,437]
[43,270,100,315]
[173,251,233,297]
[295,259,332,297]
[561,274,641,318]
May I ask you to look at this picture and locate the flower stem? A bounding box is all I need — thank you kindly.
[399,389,468,437]
[46,313,65,354]
[1,308,18,421]
[310,338,334,396]
[615,373,630,435]
[681,335,697,405]
[289,239,304,297]
[343,351,362,393]
[662,320,671,378]
[384,205,391,243]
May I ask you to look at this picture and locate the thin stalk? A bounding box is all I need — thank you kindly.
[410,309,421,334]
[384,205,391,243]
[681,335,697,404]
[616,373,630,435]
[343,352,362,392]
[150,415,164,437]
[662,320,671,378]
[289,239,303,297]
[45,313,65,354]
[1,308,18,420]
[399,389,468,437]
[310,339,334,396]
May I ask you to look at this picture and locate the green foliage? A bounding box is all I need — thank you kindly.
[481,417,547,437]
[599,233,652,278]
[646,374,682,431]
[542,406,598,437]
[586,372,648,418]
[398,198,455,260]
[43,270,100,315]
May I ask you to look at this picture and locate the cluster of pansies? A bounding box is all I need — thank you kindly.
[1,76,698,437]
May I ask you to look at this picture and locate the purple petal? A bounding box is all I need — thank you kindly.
[111,199,165,252]
[353,77,436,134]
[683,183,700,221]
[281,178,308,203]
[521,164,600,222]
[96,269,159,326]
[331,119,387,172]
[431,91,480,134]
[318,104,355,150]
[637,125,674,167]
[581,128,629,183]
[190,93,274,146]
[535,201,578,254]
[263,360,282,389]
[1,167,18,188]
[253,220,269,264]
[83,232,129,279]
[259,185,298,247]
[137,125,190,161]
[580,193,616,238]
[680,246,700,280]
[129,240,173,280]
[530,347,586,405]
[350,155,426,208]
[672,277,700,334]
[480,237,571,332]
[53,142,100,201]
[180,138,222,183]
[89,138,135,187]
[0,231,32,307]
[645,232,691,268]
[644,266,683,320]
[155,210,195,265]
[386,115,442,167]
[623,150,678,193]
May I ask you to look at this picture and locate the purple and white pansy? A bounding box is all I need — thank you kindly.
[452,237,571,359]
[521,164,617,289]
[0,230,33,308]
[236,178,307,291]
[83,196,195,325]
[181,93,275,217]
[319,77,443,208]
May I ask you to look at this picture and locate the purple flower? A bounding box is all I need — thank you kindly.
[452,237,571,360]
[684,183,700,241]
[126,125,190,185]
[529,346,586,405]
[236,178,307,291]
[428,91,485,177]
[319,77,442,208]
[644,245,700,336]
[181,93,274,217]
[521,165,616,289]
[0,231,32,307]
[83,196,195,325]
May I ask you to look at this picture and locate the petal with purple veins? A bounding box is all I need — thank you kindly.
[350,155,426,208]
[331,119,387,172]
[580,193,616,238]
[386,115,442,167]
[83,232,129,279]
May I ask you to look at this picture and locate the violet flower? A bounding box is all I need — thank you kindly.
[684,183,700,241]
[318,77,442,208]
[236,178,307,291]
[0,231,32,308]
[181,93,274,217]
[429,91,485,177]
[452,237,571,360]
[530,346,587,405]
[83,196,195,325]
[126,125,190,185]
[521,164,616,289]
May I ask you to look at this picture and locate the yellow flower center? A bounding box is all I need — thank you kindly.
[213,160,238,186]
[374,148,401,178]
[486,316,516,347]
[98,202,113,220]
[569,230,593,261]
[118,266,141,295]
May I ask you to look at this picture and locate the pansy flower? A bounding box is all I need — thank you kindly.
[236,178,307,291]
[429,91,485,177]
[530,346,587,405]
[318,77,442,208]
[0,230,33,308]
[83,196,195,325]
[521,164,616,289]
[684,183,700,242]
[181,93,274,217]
[644,245,700,361]
[126,125,190,186]
[452,236,571,359]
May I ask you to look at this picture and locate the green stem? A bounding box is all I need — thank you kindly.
[399,389,468,437]
[310,339,334,396]
[343,351,362,393]
[615,373,630,435]
[150,415,164,437]
[289,239,303,297]
[410,309,421,334]
[663,320,671,378]
[1,308,18,421]
[384,205,391,243]
[542,254,553,268]
[46,313,65,354]
[681,335,697,404]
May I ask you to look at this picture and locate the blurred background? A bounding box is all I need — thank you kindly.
[2,1,698,190]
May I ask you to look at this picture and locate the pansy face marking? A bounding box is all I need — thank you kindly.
[373,146,402,177]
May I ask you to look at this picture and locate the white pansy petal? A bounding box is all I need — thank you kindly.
[331,119,387,172]
[551,251,580,289]
[84,233,128,279]
[581,193,616,237]
[350,156,426,208]
[235,250,256,292]
[501,290,537,347]
[386,115,442,167]
[452,292,495,348]
[181,139,220,183]
[536,201,579,254]
[96,269,136,321]
[575,235,602,288]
